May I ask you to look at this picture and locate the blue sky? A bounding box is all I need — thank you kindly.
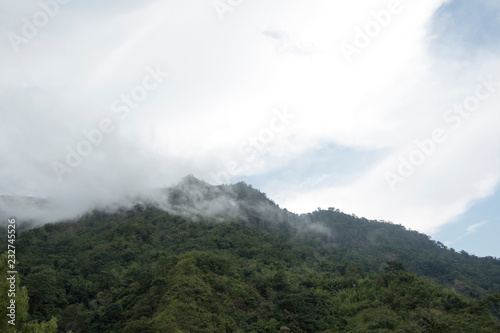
[0,0,499,257]
[433,184,500,258]
[431,0,500,57]
[427,0,500,258]
[239,143,387,193]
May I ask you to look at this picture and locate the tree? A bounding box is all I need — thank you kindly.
[384,261,405,273]
[0,253,57,333]
[1,253,29,332]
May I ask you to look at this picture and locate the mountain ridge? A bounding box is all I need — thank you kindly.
[1,176,500,331]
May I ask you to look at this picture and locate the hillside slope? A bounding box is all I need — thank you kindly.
[1,176,500,332]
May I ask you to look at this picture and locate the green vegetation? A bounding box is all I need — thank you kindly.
[301,208,500,300]
[0,253,58,332]
[1,201,500,332]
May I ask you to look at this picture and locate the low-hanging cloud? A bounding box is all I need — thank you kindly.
[0,0,499,237]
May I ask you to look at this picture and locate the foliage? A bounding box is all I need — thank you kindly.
[0,253,58,333]
[0,204,499,332]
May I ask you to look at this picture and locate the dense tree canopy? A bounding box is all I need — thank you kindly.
[1,202,499,332]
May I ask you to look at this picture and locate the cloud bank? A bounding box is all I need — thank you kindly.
[0,0,499,235]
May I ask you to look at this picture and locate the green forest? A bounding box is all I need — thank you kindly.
[1,180,500,332]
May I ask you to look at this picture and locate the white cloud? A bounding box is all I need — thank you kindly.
[467,221,487,233]
[1,0,499,235]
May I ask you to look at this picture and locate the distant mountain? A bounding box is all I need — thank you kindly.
[0,195,52,214]
[1,176,500,332]
[0,195,54,230]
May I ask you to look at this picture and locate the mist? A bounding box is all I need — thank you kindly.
[1,0,499,254]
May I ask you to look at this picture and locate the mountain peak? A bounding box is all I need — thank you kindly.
[179,174,208,186]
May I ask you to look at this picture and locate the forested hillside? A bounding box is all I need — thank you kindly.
[1,178,500,332]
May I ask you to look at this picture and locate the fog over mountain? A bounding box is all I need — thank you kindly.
[2,1,500,331]
[0,175,320,235]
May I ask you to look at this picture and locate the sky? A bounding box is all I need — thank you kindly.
[0,0,499,257]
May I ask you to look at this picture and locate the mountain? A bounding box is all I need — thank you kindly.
[1,176,500,332]
[0,195,53,229]
[158,176,500,298]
